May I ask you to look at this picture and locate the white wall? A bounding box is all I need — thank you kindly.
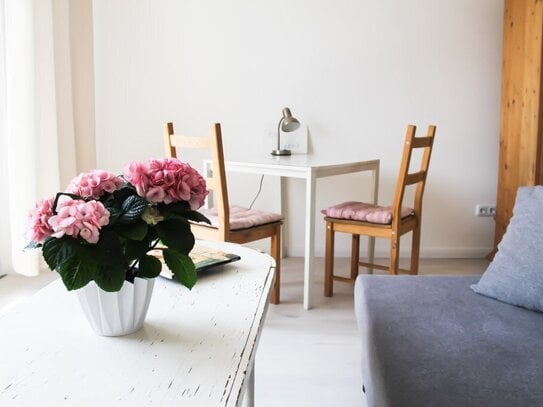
[93,0,503,258]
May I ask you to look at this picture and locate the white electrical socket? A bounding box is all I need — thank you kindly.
[475,204,496,217]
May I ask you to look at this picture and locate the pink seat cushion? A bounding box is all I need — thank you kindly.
[321,201,414,224]
[199,205,283,230]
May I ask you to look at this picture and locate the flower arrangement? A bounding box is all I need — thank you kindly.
[27,158,210,292]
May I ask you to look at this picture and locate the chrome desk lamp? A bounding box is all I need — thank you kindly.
[271,107,300,156]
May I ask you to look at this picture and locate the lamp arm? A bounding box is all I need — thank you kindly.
[276,117,284,151]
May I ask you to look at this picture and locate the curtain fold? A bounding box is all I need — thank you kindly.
[1,0,77,276]
[0,0,9,274]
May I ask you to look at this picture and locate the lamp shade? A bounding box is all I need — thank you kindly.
[281,108,300,132]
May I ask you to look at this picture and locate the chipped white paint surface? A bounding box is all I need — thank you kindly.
[0,241,274,407]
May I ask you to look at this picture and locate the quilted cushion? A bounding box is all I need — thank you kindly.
[471,186,543,312]
[321,201,414,224]
[199,205,282,230]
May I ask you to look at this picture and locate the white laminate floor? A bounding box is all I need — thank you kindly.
[0,256,488,407]
[255,256,488,407]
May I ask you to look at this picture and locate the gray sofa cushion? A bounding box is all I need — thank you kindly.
[355,275,543,407]
[472,186,543,312]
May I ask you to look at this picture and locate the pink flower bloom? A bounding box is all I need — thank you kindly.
[66,169,124,199]
[27,198,55,243]
[146,186,166,203]
[189,178,208,210]
[124,161,149,198]
[79,223,100,244]
[124,158,208,209]
[173,179,191,202]
[47,196,110,244]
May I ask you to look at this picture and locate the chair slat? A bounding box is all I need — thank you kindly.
[411,136,434,148]
[169,135,212,149]
[404,171,425,185]
[358,261,412,274]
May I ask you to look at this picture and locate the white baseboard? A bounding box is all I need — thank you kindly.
[243,240,493,259]
[411,247,492,259]
[328,247,492,259]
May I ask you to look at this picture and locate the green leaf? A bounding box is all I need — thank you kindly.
[58,255,97,291]
[113,185,137,203]
[158,201,191,215]
[42,237,77,270]
[137,254,162,278]
[105,206,121,225]
[146,226,158,241]
[158,201,211,224]
[94,264,126,292]
[184,210,211,224]
[119,195,147,224]
[93,231,126,268]
[155,218,195,255]
[167,211,211,224]
[158,202,211,225]
[124,239,151,262]
[163,249,197,289]
[117,220,148,241]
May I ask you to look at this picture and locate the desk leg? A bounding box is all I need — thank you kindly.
[304,172,316,310]
[367,165,380,274]
[280,176,288,258]
[242,360,255,407]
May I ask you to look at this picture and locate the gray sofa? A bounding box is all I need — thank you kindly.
[354,274,543,407]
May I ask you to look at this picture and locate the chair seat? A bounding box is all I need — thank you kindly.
[321,201,414,224]
[199,205,283,230]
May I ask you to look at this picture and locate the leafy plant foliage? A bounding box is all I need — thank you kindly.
[28,165,210,292]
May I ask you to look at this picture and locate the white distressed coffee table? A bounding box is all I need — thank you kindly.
[0,241,274,407]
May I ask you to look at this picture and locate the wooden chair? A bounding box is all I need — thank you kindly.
[164,122,283,304]
[322,124,436,297]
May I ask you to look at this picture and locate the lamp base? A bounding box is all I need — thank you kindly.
[271,149,292,156]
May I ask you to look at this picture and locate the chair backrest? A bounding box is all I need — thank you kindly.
[163,122,230,240]
[392,124,436,228]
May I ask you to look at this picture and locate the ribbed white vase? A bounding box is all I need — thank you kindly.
[76,277,155,337]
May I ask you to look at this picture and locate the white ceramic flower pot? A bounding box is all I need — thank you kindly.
[76,277,155,336]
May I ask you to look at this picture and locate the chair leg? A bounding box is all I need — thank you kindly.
[350,234,360,281]
[367,236,375,275]
[324,221,335,297]
[270,226,281,304]
[389,232,400,275]
[410,226,421,275]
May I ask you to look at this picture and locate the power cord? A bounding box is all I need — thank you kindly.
[248,174,265,209]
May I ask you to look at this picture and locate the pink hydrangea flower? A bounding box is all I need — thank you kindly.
[27,198,55,243]
[66,169,124,199]
[124,158,208,210]
[47,196,110,244]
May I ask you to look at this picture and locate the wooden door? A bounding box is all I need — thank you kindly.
[494,0,543,250]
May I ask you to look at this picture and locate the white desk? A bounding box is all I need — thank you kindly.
[213,155,380,310]
[0,242,273,407]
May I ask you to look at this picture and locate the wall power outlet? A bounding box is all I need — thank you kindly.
[475,204,496,217]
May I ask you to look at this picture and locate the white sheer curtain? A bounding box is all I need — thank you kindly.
[0,0,80,276]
